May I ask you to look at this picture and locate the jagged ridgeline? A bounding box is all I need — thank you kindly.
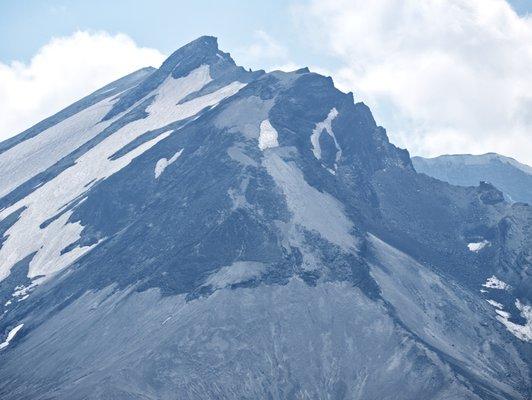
[0,36,530,399]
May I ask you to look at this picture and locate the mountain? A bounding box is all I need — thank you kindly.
[413,153,532,204]
[0,36,530,399]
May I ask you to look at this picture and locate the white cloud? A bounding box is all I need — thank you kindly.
[295,0,532,164]
[247,30,288,60]
[233,30,334,76]
[233,30,293,71]
[0,30,165,142]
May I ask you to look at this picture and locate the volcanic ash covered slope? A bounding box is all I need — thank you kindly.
[0,36,530,399]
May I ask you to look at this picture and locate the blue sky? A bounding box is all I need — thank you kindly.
[0,0,529,64]
[1,0,531,164]
[0,0,327,69]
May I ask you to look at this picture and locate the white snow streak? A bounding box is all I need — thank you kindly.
[0,65,246,284]
[10,280,42,303]
[486,299,503,309]
[0,97,117,199]
[155,148,183,179]
[310,108,340,163]
[258,120,279,150]
[0,324,23,350]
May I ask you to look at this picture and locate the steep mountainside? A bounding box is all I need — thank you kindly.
[413,153,532,204]
[0,37,530,399]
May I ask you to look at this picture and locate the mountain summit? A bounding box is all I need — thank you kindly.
[0,37,530,399]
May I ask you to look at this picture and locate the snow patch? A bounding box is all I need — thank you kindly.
[206,261,266,289]
[496,300,532,342]
[486,299,503,309]
[155,148,183,178]
[482,276,509,290]
[495,309,510,319]
[0,65,246,285]
[310,108,340,164]
[258,120,279,150]
[0,96,117,199]
[0,324,23,350]
[11,279,42,300]
[468,240,489,252]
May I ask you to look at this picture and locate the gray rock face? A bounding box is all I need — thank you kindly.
[0,36,530,399]
[413,153,532,204]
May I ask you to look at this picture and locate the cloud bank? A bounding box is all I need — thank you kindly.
[0,31,165,142]
[295,0,532,164]
[232,30,292,71]
[2,6,531,165]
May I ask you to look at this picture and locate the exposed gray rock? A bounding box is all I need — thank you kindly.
[0,36,529,399]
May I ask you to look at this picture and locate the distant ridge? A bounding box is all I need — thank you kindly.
[413,153,532,204]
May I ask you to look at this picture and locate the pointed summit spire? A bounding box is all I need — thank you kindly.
[159,36,235,79]
[103,36,237,120]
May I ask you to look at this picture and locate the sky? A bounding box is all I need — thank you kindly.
[1,0,531,164]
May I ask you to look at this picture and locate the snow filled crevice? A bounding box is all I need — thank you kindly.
[155,149,184,179]
[257,120,279,150]
[0,65,247,285]
[0,324,23,350]
[309,108,341,168]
